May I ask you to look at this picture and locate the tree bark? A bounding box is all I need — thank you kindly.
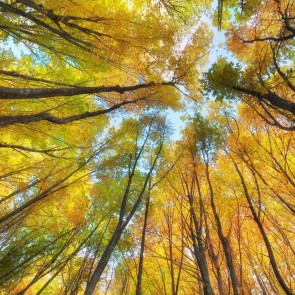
[187,192,214,295]
[231,85,295,116]
[0,81,174,99]
[205,162,240,295]
[135,185,151,295]
[0,99,138,127]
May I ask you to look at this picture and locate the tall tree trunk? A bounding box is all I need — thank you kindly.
[135,185,151,295]
[85,132,164,295]
[188,192,214,295]
[233,160,293,295]
[205,162,240,295]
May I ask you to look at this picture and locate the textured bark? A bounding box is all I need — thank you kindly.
[187,192,214,295]
[189,170,215,295]
[204,209,225,295]
[231,85,295,116]
[0,81,174,99]
[0,99,137,127]
[135,188,150,295]
[189,211,214,295]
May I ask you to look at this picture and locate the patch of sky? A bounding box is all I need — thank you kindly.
[165,1,240,141]
[1,36,29,58]
[66,57,79,68]
[2,36,51,66]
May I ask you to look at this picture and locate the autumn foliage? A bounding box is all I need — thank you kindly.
[0,0,294,294]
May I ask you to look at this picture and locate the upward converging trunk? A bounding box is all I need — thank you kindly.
[135,185,151,295]
[233,161,293,295]
[186,175,214,295]
[205,162,240,295]
[85,134,164,295]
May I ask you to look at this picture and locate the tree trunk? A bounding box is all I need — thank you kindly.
[0,82,174,99]
[233,161,293,295]
[135,185,151,295]
[205,162,240,295]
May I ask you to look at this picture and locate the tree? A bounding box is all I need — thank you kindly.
[204,0,295,130]
[1,1,294,294]
[85,115,168,294]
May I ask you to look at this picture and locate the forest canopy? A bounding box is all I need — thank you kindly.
[0,0,294,294]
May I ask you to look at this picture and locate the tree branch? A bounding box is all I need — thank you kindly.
[0,81,174,99]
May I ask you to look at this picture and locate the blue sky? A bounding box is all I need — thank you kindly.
[165,6,233,140]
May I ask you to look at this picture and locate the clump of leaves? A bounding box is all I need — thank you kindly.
[202,57,242,101]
